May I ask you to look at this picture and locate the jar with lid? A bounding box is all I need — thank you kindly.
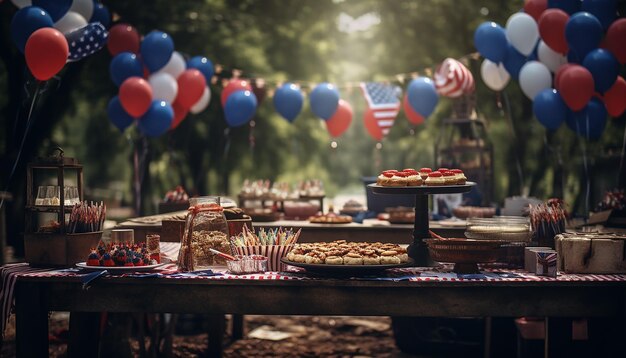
[178,197,230,271]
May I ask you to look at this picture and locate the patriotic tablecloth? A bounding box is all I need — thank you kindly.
[2,241,626,336]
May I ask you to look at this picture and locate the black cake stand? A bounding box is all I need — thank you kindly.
[368,182,476,266]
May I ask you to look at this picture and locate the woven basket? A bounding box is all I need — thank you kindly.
[425,238,502,264]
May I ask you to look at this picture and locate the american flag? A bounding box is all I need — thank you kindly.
[360,82,400,136]
[66,23,108,62]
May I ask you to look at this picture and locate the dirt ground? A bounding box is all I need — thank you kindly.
[1,313,409,357]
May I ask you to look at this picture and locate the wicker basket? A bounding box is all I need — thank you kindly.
[425,238,502,273]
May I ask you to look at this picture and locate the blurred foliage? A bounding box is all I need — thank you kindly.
[2,0,625,217]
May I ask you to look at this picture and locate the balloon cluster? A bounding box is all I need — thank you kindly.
[10,0,110,80]
[475,0,626,139]
[106,25,214,136]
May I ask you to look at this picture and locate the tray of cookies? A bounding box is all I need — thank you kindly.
[282,240,413,274]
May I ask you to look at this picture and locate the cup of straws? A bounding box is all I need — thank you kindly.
[229,226,301,272]
[529,199,567,249]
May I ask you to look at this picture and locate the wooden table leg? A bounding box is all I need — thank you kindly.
[15,282,48,358]
[68,312,101,358]
[231,314,244,341]
[546,317,572,358]
[207,314,225,358]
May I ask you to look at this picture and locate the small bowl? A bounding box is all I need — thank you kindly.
[226,255,268,274]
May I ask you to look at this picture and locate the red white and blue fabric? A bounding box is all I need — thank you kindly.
[434,58,475,98]
[360,82,401,136]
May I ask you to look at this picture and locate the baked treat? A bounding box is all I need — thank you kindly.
[285,240,409,265]
[442,170,456,185]
[451,169,467,184]
[403,169,423,186]
[419,168,432,180]
[425,171,445,186]
[389,171,408,186]
[309,212,352,224]
[380,250,401,264]
[437,167,449,173]
[376,170,396,186]
[343,252,364,265]
[86,242,155,267]
[340,199,365,214]
[325,256,343,265]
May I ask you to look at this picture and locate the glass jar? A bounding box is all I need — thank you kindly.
[178,197,230,271]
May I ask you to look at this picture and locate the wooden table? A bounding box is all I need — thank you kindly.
[15,275,626,357]
[116,217,465,244]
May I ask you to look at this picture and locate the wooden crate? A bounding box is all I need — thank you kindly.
[24,231,103,267]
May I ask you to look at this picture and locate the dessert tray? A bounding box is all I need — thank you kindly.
[281,258,413,275]
[76,262,167,272]
[368,182,476,195]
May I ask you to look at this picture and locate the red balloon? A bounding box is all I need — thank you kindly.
[606,19,626,64]
[559,65,595,111]
[363,109,383,141]
[119,77,153,118]
[176,69,207,109]
[524,0,547,22]
[538,9,569,55]
[325,99,353,138]
[107,23,141,56]
[604,76,626,117]
[403,94,424,125]
[220,79,252,106]
[25,28,69,81]
[554,63,575,91]
[170,100,189,129]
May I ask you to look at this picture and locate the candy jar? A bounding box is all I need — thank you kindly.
[178,197,230,271]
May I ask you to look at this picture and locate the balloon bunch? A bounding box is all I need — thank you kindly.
[106,25,214,136]
[305,83,352,138]
[10,0,110,80]
[221,79,258,127]
[475,0,626,139]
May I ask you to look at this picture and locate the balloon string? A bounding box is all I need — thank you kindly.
[502,90,524,194]
[618,124,626,186]
[0,81,42,212]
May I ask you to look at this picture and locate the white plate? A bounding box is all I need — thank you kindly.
[76,262,167,271]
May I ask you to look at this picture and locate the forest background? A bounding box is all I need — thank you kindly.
[1,0,625,254]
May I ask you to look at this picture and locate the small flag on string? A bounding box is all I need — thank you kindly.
[360,82,400,137]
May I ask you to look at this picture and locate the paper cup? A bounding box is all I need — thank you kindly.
[232,244,294,272]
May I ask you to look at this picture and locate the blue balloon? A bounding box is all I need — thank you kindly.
[581,0,616,29]
[10,6,54,53]
[273,83,304,122]
[66,22,108,62]
[565,98,607,140]
[309,83,339,120]
[533,89,567,130]
[567,50,581,64]
[224,90,258,127]
[90,2,111,29]
[107,96,134,132]
[109,52,143,86]
[138,101,174,137]
[32,0,71,22]
[187,56,214,83]
[582,49,619,93]
[407,77,439,118]
[473,22,508,63]
[140,31,174,73]
[548,0,582,14]
[565,12,603,60]
[502,44,527,80]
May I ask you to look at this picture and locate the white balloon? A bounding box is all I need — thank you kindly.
[157,51,186,79]
[190,86,211,114]
[505,12,539,56]
[537,40,568,73]
[148,73,178,103]
[11,0,31,8]
[519,61,552,100]
[480,59,510,91]
[69,0,94,22]
[54,11,87,35]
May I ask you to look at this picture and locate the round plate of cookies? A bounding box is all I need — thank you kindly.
[281,240,413,275]
[369,168,475,194]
